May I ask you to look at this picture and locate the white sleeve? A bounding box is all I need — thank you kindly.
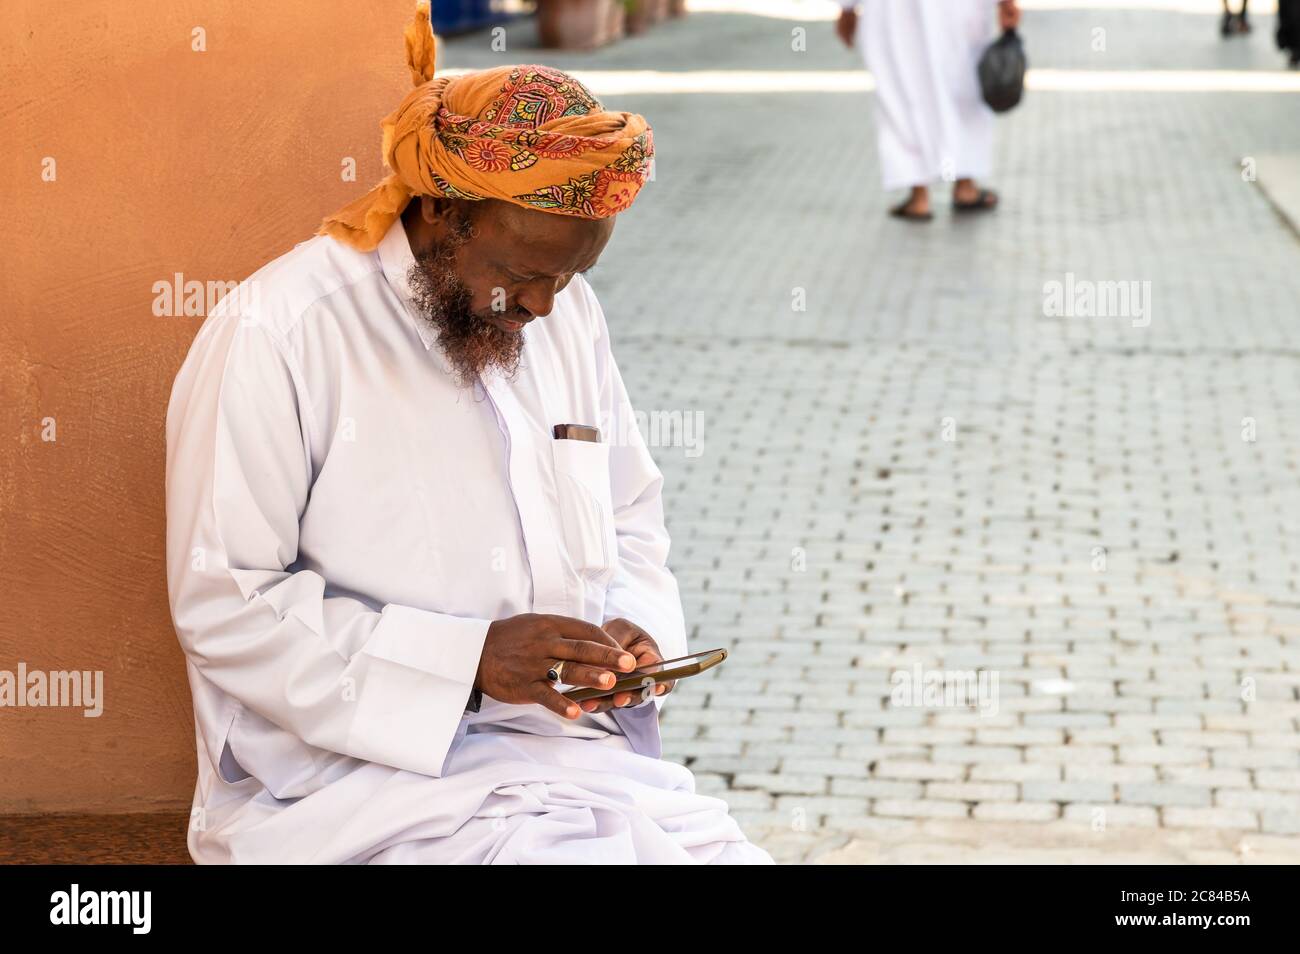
[583,283,689,713]
[165,310,489,778]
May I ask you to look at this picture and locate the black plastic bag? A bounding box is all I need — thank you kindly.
[978,28,1026,113]
[1278,0,1300,55]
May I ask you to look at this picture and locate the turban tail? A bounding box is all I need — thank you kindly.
[319,1,655,252]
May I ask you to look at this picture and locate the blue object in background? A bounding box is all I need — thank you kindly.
[430,0,525,36]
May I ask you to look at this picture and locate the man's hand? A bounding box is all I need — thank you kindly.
[576,618,674,715]
[835,8,857,49]
[475,614,637,720]
[998,0,1021,31]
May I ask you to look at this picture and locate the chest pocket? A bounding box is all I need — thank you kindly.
[551,438,618,583]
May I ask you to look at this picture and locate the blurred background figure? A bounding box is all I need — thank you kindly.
[1220,0,1251,36]
[835,0,1021,222]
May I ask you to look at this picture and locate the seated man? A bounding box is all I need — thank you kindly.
[164,3,771,864]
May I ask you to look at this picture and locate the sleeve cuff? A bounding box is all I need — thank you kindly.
[611,697,662,759]
[347,604,492,776]
[367,603,490,688]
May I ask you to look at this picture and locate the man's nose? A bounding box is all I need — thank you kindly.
[515,279,559,320]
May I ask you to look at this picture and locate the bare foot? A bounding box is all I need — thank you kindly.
[891,185,930,218]
[953,178,999,211]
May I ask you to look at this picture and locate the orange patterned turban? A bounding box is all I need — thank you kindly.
[319,1,655,252]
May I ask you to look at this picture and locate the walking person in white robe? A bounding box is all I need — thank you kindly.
[836,0,1021,220]
[165,3,772,865]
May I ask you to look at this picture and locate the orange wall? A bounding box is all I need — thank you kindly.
[0,0,414,811]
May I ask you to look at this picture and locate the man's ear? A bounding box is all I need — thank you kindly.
[419,195,452,226]
[421,196,481,243]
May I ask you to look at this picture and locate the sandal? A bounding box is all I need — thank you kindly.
[953,188,999,213]
[889,198,933,222]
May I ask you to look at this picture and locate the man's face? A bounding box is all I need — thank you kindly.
[405,198,615,385]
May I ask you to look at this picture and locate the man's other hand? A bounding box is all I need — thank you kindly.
[576,618,674,715]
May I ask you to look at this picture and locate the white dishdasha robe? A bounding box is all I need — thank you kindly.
[843,0,997,190]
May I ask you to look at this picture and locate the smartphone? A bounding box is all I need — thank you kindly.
[560,648,728,702]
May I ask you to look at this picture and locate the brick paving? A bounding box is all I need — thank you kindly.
[444,2,1300,862]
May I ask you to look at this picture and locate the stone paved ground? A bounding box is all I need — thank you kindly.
[445,2,1300,862]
